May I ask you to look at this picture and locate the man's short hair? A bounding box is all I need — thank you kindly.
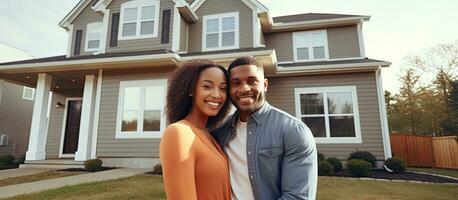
[228,56,261,73]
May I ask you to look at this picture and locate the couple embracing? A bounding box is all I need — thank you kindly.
[160,57,318,200]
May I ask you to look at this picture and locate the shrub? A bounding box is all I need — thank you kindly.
[0,155,15,166]
[348,151,377,167]
[318,160,335,176]
[384,157,406,173]
[153,164,162,175]
[14,154,26,164]
[84,159,103,172]
[346,159,371,177]
[317,152,325,161]
[326,157,343,171]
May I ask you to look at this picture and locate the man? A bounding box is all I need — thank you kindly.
[213,56,318,200]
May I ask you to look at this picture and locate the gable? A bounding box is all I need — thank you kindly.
[191,0,267,13]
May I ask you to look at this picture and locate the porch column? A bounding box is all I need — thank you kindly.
[25,73,52,160]
[75,75,97,161]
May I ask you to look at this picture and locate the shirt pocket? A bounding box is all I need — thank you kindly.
[258,146,283,179]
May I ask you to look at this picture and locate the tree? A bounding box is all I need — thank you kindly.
[397,69,423,134]
[442,80,458,135]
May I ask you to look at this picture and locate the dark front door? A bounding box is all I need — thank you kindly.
[63,100,82,154]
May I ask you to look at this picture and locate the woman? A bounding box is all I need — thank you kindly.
[160,59,231,200]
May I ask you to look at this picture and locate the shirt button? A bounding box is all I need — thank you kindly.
[250,176,254,179]
[249,132,252,135]
[248,152,251,155]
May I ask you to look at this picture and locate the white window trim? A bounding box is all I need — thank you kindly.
[22,86,35,101]
[294,85,362,144]
[84,22,103,52]
[293,29,329,62]
[116,79,167,139]
[202,12,239,52]
[118,0,160,41]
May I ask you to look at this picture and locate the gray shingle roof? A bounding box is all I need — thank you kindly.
[273,13,367,23]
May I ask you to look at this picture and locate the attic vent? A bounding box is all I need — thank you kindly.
[0,135,8,146]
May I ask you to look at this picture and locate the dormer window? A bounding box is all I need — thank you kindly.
[293,30,329,62]
[118,0,160,40]
[85,22,102,52]
[202,12,239,51]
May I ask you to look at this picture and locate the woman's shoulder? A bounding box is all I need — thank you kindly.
[163,121,195,139]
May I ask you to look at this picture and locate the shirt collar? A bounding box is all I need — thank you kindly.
[231,102,271,128]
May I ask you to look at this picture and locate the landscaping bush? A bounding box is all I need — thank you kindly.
[84,159,103,172]
[317,152,325,161]
[318,160,335,176]
[14,154,26,164]
[346,159,371,177]
[326,157,343,171]
[0,154,15,166]
[348,151,377,167]
[153,164,162,175]
[384,157,406,173]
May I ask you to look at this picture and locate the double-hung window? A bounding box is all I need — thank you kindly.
[22,86,35,101]
[118,0,160,40]
[295,86,362,143]
[293,30,329,62]
[85,22,102,52]
[202,12,239,51]
[116,79,167,138]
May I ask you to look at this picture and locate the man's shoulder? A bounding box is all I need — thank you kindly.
[268,105,303,126]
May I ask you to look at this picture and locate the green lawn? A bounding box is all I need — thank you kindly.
[5,175,458,200]
[408,167,458,179]
[0,171,84,187]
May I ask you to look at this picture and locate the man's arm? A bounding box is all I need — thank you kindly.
[279,122,318,200]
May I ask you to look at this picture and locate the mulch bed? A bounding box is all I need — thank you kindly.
[332,169,458,183]
[144,171,162,175]
[56,167,116,173]
[0,164,19,170]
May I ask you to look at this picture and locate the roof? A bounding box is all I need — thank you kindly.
[180,47,271,57]
[273,13,369,23]
[280,58,390,68]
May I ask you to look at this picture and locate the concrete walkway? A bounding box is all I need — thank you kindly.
[0,168,52,180]
[0,168,150,199]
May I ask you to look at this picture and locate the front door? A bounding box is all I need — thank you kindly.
[62,99,82,155]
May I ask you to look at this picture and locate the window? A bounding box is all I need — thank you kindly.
[293,30,329,62]
[118,0,160,40]
[116,79,167,138]
[295,86,361,143]
[85,22,103,52]
[23,86,35,101]
[202,12,239,51]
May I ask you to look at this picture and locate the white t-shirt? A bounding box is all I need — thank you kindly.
[226,119,255,200]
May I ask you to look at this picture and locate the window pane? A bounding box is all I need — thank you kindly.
[124,8,138,21]
[222,32,235,47]
[122,111,138,131]
[328,92,353,114]
[313,46,325,59]
[297,47,309,60]
[142,6,155,20]
[140,21,154,35]
[88,40,100,49]
[311,32,325,46]
[301,117,326,137]
[329,116,355,137]
[300,93,324,114]
[143,110,161,131]
[294,33,308,47]
[122,22,137,36]
[123,87,140,110]
[145,86,163,110]
[24,88,34,99]
[206,33,219,48]
[222,17,235,31]
[88,32,100,40]
[206,18,219,33]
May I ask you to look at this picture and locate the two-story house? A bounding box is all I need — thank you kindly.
[0,0,391,168]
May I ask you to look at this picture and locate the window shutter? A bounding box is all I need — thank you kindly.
[74,29,83,56]
[161,9,171,44]
[110,13,120,47]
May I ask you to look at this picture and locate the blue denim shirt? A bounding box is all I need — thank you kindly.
[212,102,318,200]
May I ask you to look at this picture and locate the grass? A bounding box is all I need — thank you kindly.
[5,174,458,200]
[0,171,85,187]
[408,167,458,179]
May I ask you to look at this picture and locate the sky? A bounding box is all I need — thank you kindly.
[1,0,457,93]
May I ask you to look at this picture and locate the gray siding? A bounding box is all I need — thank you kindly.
[71,0,103,57]
[188,0,253,52]
[264,25,361,62]
[45,91,83,158]
[266,72,385,160]
[106,0,174,53]
[179,16,188,52]
[97,68,173,158]
[0,82,33,158]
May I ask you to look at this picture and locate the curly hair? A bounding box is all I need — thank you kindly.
[166,59,231,130]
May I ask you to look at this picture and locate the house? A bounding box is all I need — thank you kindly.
[0,0,391,168]
[0,80,34,158]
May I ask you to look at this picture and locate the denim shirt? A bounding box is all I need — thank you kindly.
[212,102,318,200]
